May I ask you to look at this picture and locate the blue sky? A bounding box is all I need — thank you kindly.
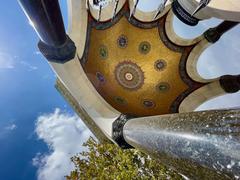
[0,1,239,180]
[0,1,89,180]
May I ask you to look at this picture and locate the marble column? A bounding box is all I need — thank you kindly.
[123,109,240,179]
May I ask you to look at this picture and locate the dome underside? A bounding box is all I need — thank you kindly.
[80,7,204,117]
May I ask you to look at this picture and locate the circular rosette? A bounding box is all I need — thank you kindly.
[117,35,128,49]
[154,59,167,71]
[142,99,156,108]
[99,45,108,59]
[115,61,144,90]
[139,41,151,54]
[156,82,170,92]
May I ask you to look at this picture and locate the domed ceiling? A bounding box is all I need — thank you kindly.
[79,5,204,117]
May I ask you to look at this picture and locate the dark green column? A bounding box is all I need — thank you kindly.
[18,0,76,62]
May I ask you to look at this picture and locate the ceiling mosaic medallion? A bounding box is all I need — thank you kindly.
[96,72,105,83]
[154,59,167,71]
[115,61,144,90]
[99,45,108,59]
[139,41,151,54]
[142,99,156,108]
[117,35,128,48]
[113,96,127,105]
[156,82,170,92]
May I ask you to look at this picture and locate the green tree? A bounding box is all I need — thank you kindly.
[66,137,182,180]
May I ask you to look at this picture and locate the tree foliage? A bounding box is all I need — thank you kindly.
[66,137,182,180]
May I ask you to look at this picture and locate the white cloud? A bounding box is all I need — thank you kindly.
[0,52,15,69]
[0,54,38,71]
[34,51,42,55]
[20,60,38,71]
[5,124,17,131]
[32,152,46,167]
[196,92,240,111]
[138,0,162,12]
[0,123,17,139]
[33,108,92,180]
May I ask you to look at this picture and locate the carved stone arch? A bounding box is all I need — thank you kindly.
[128,0,171,22]
[88,0,126,21]
[179,80,226,112]
[165,10,204,46]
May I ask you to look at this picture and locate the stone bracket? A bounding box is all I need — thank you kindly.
[204,27,221,43]
[204,21,239,43]
[220,75,240,93]
[38,35,76,63]
[112,114,133,149]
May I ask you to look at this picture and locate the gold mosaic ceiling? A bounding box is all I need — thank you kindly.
[81,8,203,117]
